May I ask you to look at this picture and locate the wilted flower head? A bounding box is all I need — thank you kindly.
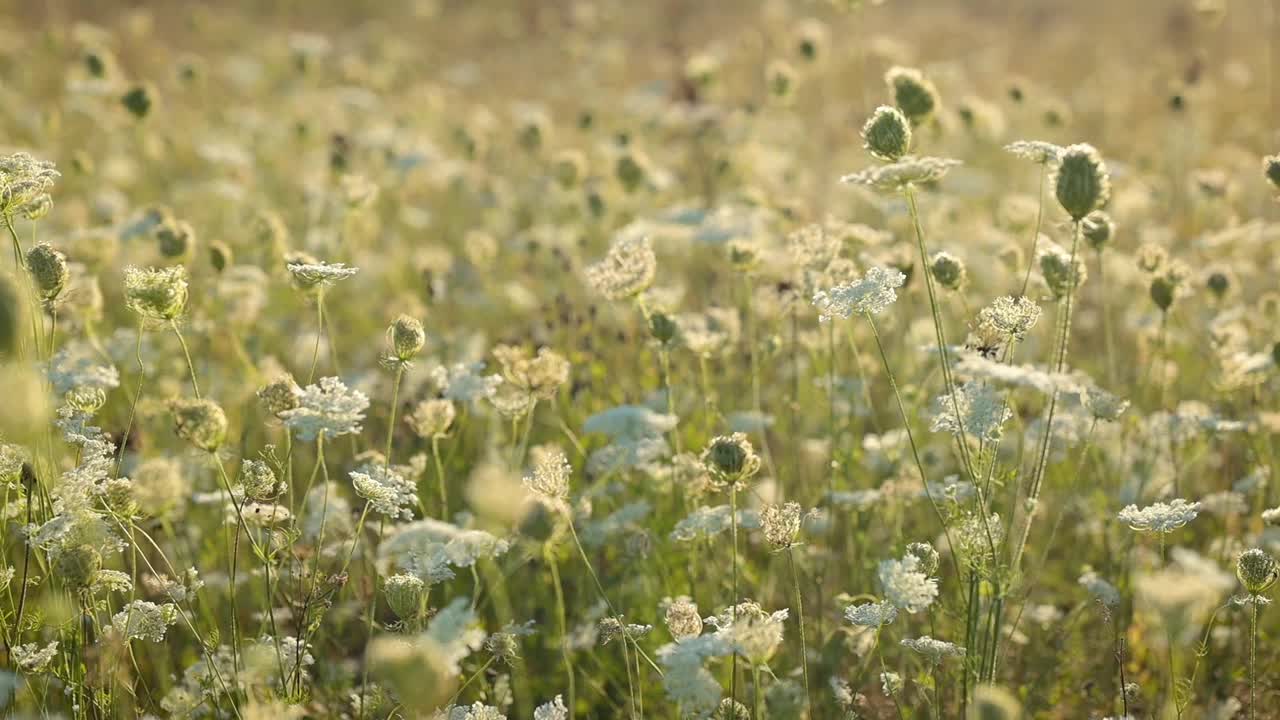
[238,459,285,502]
[1081,210,1115,250]
[585,234,656,301]
[26,243,69,302]
[124,265,188,321]
[813,266,905,321]
[257,374,302,418]
[1118,498,1200,533]
[760,502,803,550]
[862,105,912,161]
[11,641,59,674]
[700,433,761,489]
[279,376,370,441]
[523,448,571,512]
[664,596,703,641]
[929,251,967,290]
[170,397,228,452]
[1053,143,1111,220]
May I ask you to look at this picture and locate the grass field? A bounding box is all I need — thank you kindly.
[1,0,1279,718]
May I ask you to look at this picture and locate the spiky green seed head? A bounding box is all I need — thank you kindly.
[886,66,939,125]
[862,105,912,161]
[25,243,69,302]
[390,315,426,362]
[170,397,228,452]
[1054,144,1111,220]
[929,251,967,291]
[1237,548,1279,595]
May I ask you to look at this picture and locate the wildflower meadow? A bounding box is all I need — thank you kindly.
[1,1,1279,718]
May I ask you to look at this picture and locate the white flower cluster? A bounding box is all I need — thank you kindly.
[878,553,939,614]
[812,266,906,321]
[280,376,369,441]
[1118,498,1201,533]
[351,464,417,520]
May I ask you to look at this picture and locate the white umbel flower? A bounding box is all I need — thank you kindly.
[878,553,939,613]
[1117,499,1201,533]
[280,376,370,441]
[812,266,906,321]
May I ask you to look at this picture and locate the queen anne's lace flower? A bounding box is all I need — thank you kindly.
[900,636,966,663]
[280,376,369,441]
[286,259,359,291]
[585,234,656,300]
[11,641,59,673]
[841,156,961,191]
[1004,140,1063,164]
[523,448,571,511]
[1117,499,1200,533]
[878,553,938,613]
[930,382,1012,443]
[813,267,906,321]
[844,600,898,627]
[112,601,179,642]
[351,464,417,520]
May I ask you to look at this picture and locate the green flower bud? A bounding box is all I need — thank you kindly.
[1080,211,1115,250]
[1237,548,1279,595]
[1054,144,1110,220]
[25,243,69,302]
[120,84,155,120]
[1263,154,1280,192]
[57,544,102,593]
[929,251,967,291]
[390,314,426,362]
[384,573,425,621]
[170,398,228,452]
[885,66,939,125]
[649,312,678,345]
[209,240,233,273]
[862,106,912,162]
[155,218,196,259]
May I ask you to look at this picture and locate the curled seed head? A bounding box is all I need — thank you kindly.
[26,243,69,302]
[1080,210,1115,250]
[1237,548,1279,595]
[929,251,967,291]
[170,397,228,452]
[1054,144,1111,220]
[862,106,912,162]
[384,573,426,621]
[390,314,426,362]
[885,66,939,125]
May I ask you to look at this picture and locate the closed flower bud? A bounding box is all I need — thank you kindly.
[121,84,155,120]
[1053,144,1110,220]
[384,573,426,620]
[649,312,678,345]
[58,544,102,593]
[701,432,761,488]
[390,314,426,362]
[170,397,228,452]
[1263,154,1280,192]
[885,66,939,125]
[65,387,106,415]
[663,596,702,641]
[1038,242,1087,299]
[257,374,301,418]
[1080,211,1114,250]
[155,217,196,259]
[1149,260,1190,312]
[26,243,69,302]
[1237,548,1278,595]
[862,106,912,162]
[929,251,967,291]
[906,542,940,576]
[208,240,233,273]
